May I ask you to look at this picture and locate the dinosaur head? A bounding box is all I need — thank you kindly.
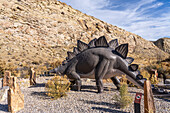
[49,63,67,75]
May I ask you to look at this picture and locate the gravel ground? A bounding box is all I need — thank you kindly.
[0,77,169,113]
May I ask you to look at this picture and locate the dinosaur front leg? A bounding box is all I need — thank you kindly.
[95,59,110,93]
[111,76,120,90]
[68,72,81,91]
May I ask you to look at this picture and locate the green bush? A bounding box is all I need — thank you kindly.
[114,75,133,109]
[45,75,70,99]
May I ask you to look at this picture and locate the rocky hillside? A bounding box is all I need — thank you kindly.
[153,38,170,54]
[0,0,169,70]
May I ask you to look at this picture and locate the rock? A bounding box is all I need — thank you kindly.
[8,77,24,113]
[30,68,36,85]
[0,78,2,88]
[3,71,11,87]
[0,86,9,102]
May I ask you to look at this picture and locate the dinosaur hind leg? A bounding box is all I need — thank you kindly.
[70,80,76,90]
[95,59,110,93]
[111,76,120,90]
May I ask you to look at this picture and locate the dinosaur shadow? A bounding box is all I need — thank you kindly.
[0,104,8,112]
[92,107,129,113]
[71,85,117,93]
[156,97,170,102]
[29,83,45,88]
[79,99,120,109]
[80,99,130,112]
[31,91,51,100]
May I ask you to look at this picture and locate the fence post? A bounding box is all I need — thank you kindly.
[144,80,155,113]
[134,92,142,113]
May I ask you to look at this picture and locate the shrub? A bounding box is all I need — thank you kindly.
[45,75,70,99]
[114,75,133,109]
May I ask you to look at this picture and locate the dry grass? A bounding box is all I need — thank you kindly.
[45,75,70,99]
[114,75,133,109]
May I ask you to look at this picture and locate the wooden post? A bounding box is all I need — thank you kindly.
[134,93,142,113]
[30,68,36,85]
[3,71,11,87]
[144,80,155,113]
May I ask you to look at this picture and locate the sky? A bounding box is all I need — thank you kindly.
[59,0,170,41]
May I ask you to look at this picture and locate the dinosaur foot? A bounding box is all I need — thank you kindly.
[97,88,104,93]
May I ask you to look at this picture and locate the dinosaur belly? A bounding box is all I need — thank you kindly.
[76,53,99,74]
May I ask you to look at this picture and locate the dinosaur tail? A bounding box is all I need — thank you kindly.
[117,57,145,89]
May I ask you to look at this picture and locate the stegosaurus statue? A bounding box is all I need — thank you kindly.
[49,36,168,94]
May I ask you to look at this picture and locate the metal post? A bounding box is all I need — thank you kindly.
[134,92,142,113]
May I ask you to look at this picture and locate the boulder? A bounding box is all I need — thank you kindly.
[8,77,24,113]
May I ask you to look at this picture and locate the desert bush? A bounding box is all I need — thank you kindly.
[150,75,159,84]
[114,75,133,109]
[141,70,150,79]
[45,75,70,99]
[141,70,159,84]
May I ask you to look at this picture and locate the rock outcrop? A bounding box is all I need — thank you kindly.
[8,77,24,113]
[0,0,169,69]
[153,38,170,54]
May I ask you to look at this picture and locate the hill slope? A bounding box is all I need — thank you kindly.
[153,38,170,54]
[0,0,169,69]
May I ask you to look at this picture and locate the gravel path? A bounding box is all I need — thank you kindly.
[0,77,170,113]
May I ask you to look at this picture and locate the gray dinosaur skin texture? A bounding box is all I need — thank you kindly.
[49,36,146,93]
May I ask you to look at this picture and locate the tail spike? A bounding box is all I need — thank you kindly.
[129,64,138,71]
